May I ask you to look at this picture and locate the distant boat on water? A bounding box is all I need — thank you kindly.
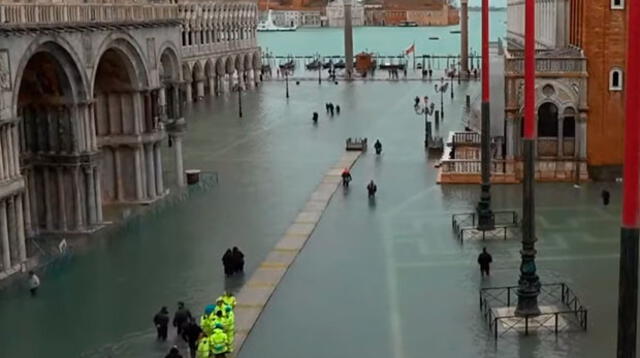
[428,36,440,40]
[258,10,297,32]
[450,30,461,34]
[398,21,418,27]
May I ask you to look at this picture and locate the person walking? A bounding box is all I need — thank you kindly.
[601,189,611,206]
[336,105,341,115]
[477,248,493,277]
[312,112,318,123]
[222,249,233,277]
[154,306,170,341]
[341,168,352,187]
[201,304,216,336]
[173,301,193,337]
[231,247,245,274]
[217,291,237,309]
[367,180,377,197]
[184,318,203,358]
[28,271,40,296]
[166,346,183,358]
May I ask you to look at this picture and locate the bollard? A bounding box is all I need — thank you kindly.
[185,169,201,185]
[435,110,440,126]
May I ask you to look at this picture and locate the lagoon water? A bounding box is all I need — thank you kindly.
[258,10,506,56]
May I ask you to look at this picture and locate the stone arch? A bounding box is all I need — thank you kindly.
[235,55,243,72]
[94,36,163,205]
[253,52,261,70]
[244,53,252,70]
[537,102,559,156]
[216,57,226,76]
[204,58,216,96]
[160,46,181,120]
[225,56,235,74]
[92,34,150,93]
[16,40,95,234]
[191,61,205,101]
[12,37,89,117]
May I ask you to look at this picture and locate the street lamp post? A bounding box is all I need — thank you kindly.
[515,0,541,317]
[434,79,448,119]
[318,54,322,85]
[458,60,461,84]
[418,97,436,147]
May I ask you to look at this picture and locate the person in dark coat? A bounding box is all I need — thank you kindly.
[153,306,170,341]
[601,189,611,206]
[414,96,420,107]
[165,346,183,358]
[173,301,192,337]
[222,249,233,277]
[232,247,245,274]
[325,103,330,113]
[312,112,318,123]
[336,105,341,115]
[183,318,203,358]
[477,248,493,277]
[367,180,377,197]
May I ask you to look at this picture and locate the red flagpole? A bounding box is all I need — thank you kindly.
[617,0,640,354]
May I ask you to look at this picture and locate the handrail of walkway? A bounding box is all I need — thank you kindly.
[0,3,179,26]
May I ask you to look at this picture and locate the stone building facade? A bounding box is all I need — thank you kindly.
[505,0,627,180]
[0,0,259,279]
[326,0,365,27]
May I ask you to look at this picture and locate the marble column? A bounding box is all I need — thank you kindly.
[557,117,564,157]
[132,92,144,135]
[7,197,16,262]
[89,103,98,151]
[154,143,164,195]
[209,77,216,97]
[43,168,54,230]
[2,127,9,179]
[185,82,193,103]
[0,126,6,181]
[23,177,33,237]
[460,0,469,74]
[8,125,15,177]
[16,195,26,262]
[174,134,185,187]
[94,167,103,223]
[57,167,67,231]
[114,150,124,202]
[134,146,144,201]
[506,116,515,159]
[247,70,255,90]
[0,201,10,270]
[27,171,38,233]
[145,144,156,199]
[227,74,234,94]
[73,167,83,230]
[579,118,587,158]
[86,166,97,225]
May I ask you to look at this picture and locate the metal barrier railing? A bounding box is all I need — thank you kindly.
[480,283,588,339]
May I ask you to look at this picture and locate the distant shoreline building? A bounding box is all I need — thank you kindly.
[326,0,365,27]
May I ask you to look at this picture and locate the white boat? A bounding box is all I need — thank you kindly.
[257,10,297,32]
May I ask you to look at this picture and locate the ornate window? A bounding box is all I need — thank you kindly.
[610,68,623,91]
[611,0,624,10]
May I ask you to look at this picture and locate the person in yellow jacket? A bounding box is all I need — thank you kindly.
[210,327,229,357]
[217,291,237,309]
[195,334,211,358]
[200,305,216,336]
[214,299,231,318]
[211,310,234,353]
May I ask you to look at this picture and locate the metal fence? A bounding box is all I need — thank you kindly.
[452,210,519,242]
[480,283,588,339]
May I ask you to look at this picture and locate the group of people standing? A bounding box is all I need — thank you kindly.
[325,102,340,117]
[153,292,237,358]
[197,292,237,357]
[222,247,245,277]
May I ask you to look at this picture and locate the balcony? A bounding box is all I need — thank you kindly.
[0,3,179,27]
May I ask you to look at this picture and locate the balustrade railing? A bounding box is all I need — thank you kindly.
[504,53,586,73]
[440,159,509,174]
[0,3,179,26]
[452,131,480,145]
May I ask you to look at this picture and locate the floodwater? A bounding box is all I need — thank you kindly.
[258,10,506,56]
[0,80,631,357]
